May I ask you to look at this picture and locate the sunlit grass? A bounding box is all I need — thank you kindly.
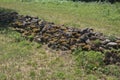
[0,1,120,36]
[0,1,120,80]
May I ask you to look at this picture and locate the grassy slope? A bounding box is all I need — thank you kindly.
[0,27,79,80]
[0,1,120,35]
[0,1,120,80]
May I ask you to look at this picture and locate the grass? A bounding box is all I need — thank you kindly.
[0,26,79,80]
[0,0,120,80]
[0,1,120,36]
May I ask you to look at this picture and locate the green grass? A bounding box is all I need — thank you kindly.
[0,26,79,80]
[0,1,120,80]
[0,1,120,36]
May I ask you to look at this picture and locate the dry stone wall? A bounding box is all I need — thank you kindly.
[0,10,120,65]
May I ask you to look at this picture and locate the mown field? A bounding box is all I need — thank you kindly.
[0,0,120,80]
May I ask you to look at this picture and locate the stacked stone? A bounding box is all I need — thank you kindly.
[12,15,120,65]
[12,15,120,52]
[0,10,18,24]
[104,50,120,65]
[12,15,41,37]
[0,10,120,65]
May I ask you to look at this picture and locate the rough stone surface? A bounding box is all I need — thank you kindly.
[0,10,120,65]
[107,42,118,46]
[0,11,18,24]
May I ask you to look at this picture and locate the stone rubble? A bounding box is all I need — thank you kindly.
[12,15,120,52]
[0,10,120,65]
[0,10,18,24]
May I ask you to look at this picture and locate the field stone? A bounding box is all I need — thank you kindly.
[107,42,117,47]
[11,13,120,52]
[116,40,120,43]
[85,39,91,44]
[102,39,111,45]
[82,45,91,51]
[0,11,18,24]
[1,11,120,65]
[104,51,120,65]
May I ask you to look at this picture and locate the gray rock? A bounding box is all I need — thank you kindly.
[107,42,117,47]
[80,34,89,42]
[31,18,39,23]
[85,39,91,44]
[102,39,110,45]
[105,39,111,42]
[117,37,120,40]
